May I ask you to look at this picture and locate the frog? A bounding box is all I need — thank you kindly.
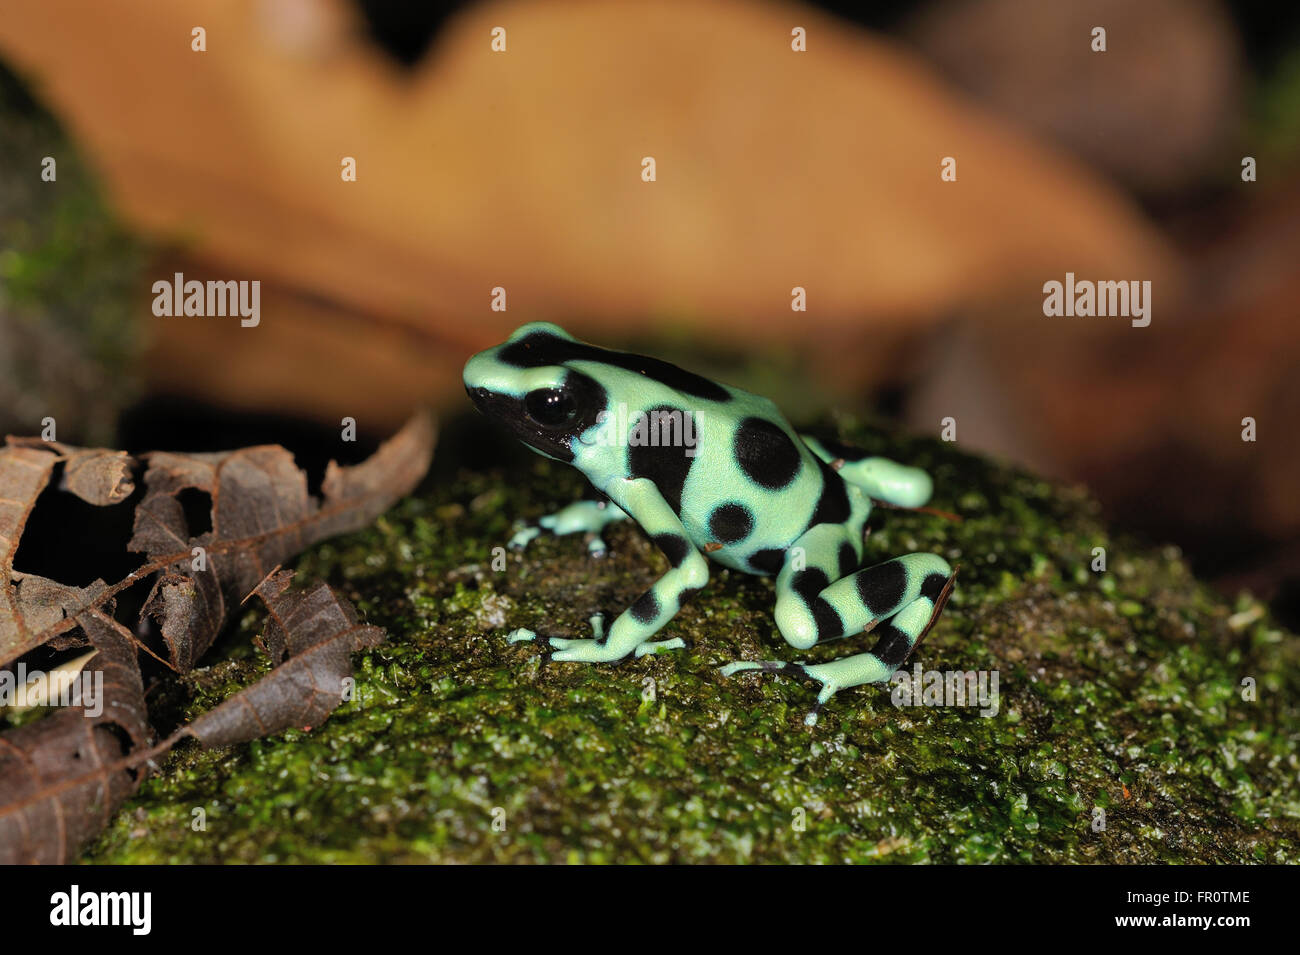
[463,322,957,724]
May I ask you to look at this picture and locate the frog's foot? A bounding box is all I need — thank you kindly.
[505,624,614,666]
[507,525,542,552]
[720,659,821,691]
[506,614,617,663]
[633,637,686,658]
[511,613,686,664]
[550,635,685,663]
[721,581,952,726]
[542,613,615,662]
[720,659,785,678]
[719,658,860,727]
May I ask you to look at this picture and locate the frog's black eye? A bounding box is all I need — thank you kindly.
[524,388,578,428]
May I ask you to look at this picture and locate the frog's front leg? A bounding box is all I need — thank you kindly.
[542,478,708,663]
[531,613,686,658]
[508,498,630,557]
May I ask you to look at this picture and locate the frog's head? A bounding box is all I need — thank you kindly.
[463,323,610,463]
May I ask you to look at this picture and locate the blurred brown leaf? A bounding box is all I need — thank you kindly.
[0,0,1178,423]
[909,0,1243,197]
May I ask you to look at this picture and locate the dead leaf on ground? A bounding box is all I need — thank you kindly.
[0,611,149,864]
[131,411,431,672]
[1,411,432,672]
[0,441,114,666]
[0,412,433,862]
[0,573,385,863]
[184,570,385,747]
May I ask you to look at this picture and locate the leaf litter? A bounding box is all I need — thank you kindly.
[0,411,434,862]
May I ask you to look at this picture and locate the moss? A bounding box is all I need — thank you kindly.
[1250,44,1300,165]
[83,415,1300,863]
[0,61,145,446]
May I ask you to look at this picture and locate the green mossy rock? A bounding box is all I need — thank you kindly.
[84,417,1299,863]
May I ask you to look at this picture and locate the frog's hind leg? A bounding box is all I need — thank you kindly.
[721,527,955,723]
[768,526,951,655]
[799,564,955,712]
[800,435,933,509]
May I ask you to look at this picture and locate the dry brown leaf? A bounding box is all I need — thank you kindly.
[131,411,432,671]
[0,441,114,665]
[0,611,148,864]
[2,439,137,507]
[0,713,142,864]
[0,414,433,862]
[59,449,136,506]
[0,576,381,862]
[0,410,433,671]
[184,570,385,747]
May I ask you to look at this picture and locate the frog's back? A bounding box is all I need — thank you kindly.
[486,323,868,576]
[574,367,863,576]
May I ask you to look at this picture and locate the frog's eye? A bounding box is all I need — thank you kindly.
[524,388,578,428]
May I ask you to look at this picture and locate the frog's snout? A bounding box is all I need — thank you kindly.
[465,384,494,416]
[463,349,489,387]
[465,381,519,427]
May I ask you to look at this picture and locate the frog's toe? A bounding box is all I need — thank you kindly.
[508,627,575,666]
[720,659,834,725]
[545,636,587,651]
[719,659,795,678]
[508,525,541,551]
[548,638,617,663]
[633,636,686,657]
[506,627,566,666]
[720,658,831,690]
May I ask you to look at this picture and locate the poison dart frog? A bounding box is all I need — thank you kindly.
[464,322,957,724]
